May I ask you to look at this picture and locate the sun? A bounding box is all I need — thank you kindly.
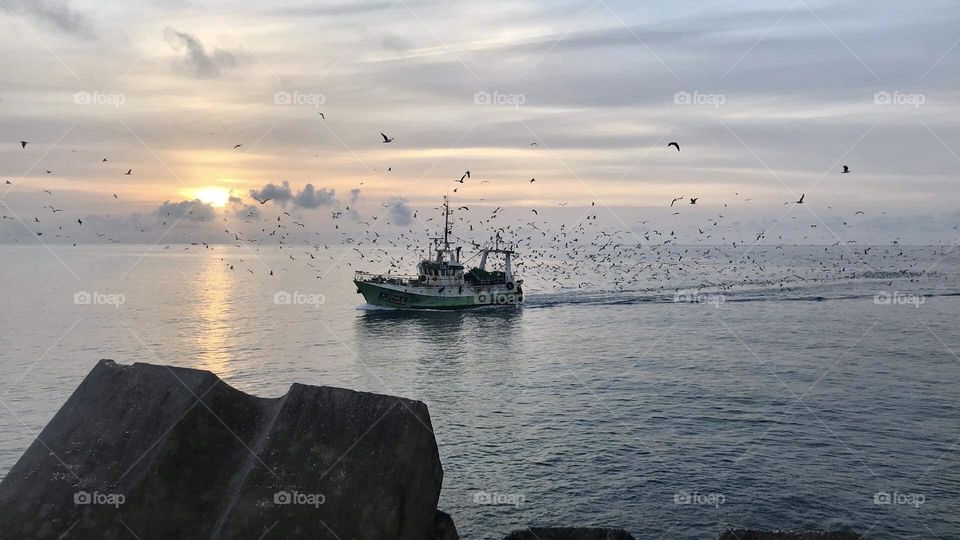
[184,186,231,208]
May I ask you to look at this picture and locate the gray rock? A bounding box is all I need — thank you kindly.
[718,530,864,540]
[0,359,443,540]
[429,510,459,539]
[504,528,635,540]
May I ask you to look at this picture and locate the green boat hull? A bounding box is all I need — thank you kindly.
[355,280,522,310]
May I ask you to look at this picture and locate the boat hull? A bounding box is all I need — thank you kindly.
[355,280,522,309]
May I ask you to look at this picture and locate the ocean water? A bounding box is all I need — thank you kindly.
[0,244,958,539]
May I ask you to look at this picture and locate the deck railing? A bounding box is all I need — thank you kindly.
[354,271,421,285]
[470,277,509,285]
[355,271,515,288]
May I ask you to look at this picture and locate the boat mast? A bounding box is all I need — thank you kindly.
[443,195,450,250]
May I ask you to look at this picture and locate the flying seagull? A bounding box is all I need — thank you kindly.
[670,196,684,207]
[667,142,680,152]
[125,169,132,175]
[19,141,28,149]
[233,144,243,149]
[796,193,805,204]
[689,197,698,205]
[253,197,271,205]
[317,112,325,119]
[842,165,850,174]
[380,132,394,143]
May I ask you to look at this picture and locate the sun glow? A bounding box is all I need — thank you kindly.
[184,186,231,208]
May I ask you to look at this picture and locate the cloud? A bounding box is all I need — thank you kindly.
[249,182,340,209]
[163,27,240,78]
[386,197,414,226]
[234,204,261,220]
[381,33,412,52]
[249,181,293,205]
[292,183,337,208]
[5,0,94,38]
[273,0,432,17]
[345,189,362,219]
[155,199,216,222]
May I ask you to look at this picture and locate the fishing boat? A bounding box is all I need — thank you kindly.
[354,197,523,309]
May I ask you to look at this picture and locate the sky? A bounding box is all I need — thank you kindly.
[0,0,958,244]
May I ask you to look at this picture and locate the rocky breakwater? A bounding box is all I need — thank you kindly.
[0,359,451,539]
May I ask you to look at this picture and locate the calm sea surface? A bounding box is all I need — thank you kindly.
[1,244,958,539]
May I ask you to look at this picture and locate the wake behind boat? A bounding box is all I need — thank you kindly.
[354,197,523,309]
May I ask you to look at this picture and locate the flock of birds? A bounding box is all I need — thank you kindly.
[2,132,953,296]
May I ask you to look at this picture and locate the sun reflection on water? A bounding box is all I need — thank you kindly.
[192,254,236,377]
